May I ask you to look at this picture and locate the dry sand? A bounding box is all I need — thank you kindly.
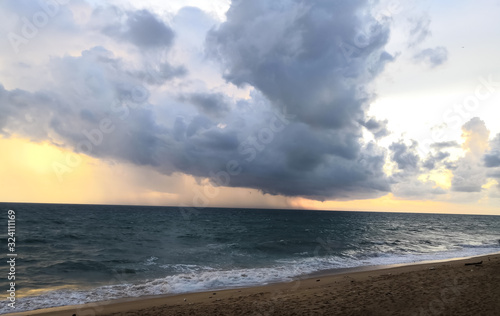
[7,253,500,316]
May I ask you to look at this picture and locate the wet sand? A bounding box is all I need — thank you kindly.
[7,253,500,316]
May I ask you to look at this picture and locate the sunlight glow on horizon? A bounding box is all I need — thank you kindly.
[2,136,499,215]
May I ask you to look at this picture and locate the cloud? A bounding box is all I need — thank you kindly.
[404,13,448,69]
[391,178,447,199]
[430,141,460,150]
[462,117,490,156]
[361,117,390,138]
[413,46,448,68]
[488,171,500,179]
[8,1,498,206]
[484,134,500,167]
[0,1,399,202]
[408,14,431,47]
[101,9,174,48]
[206,0,393,130]
[0,55,392,202]
[423,151,450,170]
[179,92,231,118]
[484,153,500,168]
[451,118,490,193]
[386,137,455,199]
[96,7,187,85]
[190,0,397,199]
[0,46,161,167]
[131,63,187,85]
[390,140,419,172]
[1,1,499,210]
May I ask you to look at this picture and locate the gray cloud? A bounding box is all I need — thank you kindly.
[179,92,231,118]
[452,185,481,193]
[0,1,398,201]
[408,14,431,47]
[387,138,449,199]
[361,117,390,138]
[200,0,396,199]
[0,46,165,168]
[16,1,500,205]
[423,151,450,170]
[405,12,448,69]
[488,171,500,179]
[430,141,459,150]
[2,1,498,206]
[97,8,187,85]
[102,9,174,48]
[413,46,448,68]
[206,0,393,130]
[386,138,455,198]
[484,134,500,167]
[390,140,420,171]
[0,48,391,201]
[131,63,187,85]
[484,154,500,168]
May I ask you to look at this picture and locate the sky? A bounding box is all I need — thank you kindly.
[1,0,500,215]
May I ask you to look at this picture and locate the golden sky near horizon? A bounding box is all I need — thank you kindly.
[2,136,499,215]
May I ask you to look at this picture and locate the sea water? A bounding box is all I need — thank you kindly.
[1,203,499,314]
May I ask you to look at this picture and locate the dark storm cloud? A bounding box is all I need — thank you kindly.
[152,105,391,201]
[102,9,174,48]
[226,135,390,200]
[413,46,448,68]
[1,1,397,201]
[206,0,393,130]
[200,0,395,199]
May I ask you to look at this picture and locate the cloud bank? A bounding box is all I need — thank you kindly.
[1,0,498,206]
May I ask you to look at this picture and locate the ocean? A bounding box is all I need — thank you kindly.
[1,203,500,314]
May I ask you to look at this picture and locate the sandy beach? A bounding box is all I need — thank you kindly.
[6,253,500,316]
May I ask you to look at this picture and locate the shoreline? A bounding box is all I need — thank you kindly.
[5,252,500,316]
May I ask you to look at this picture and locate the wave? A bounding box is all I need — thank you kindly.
[3,244,499,314]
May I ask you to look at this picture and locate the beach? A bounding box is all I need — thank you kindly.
[6,253,500,316]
